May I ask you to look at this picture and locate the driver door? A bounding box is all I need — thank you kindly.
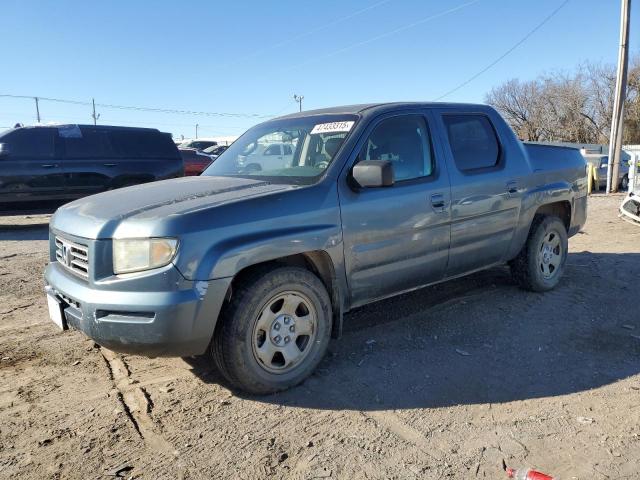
[0,127,66,203]
[339,112,452,307]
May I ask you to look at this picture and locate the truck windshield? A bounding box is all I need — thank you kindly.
[202,114,358,184]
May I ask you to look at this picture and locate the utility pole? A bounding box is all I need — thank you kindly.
[91,98,100,125]
[195,124,199,139]
[34,97,41,123]
[293,94,304,112]
[606,0,631,194]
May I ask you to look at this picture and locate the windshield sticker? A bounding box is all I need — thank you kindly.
[57,124,82,138]
[310,121,354,135]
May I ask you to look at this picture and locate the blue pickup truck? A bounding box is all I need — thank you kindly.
[45,102,587,394]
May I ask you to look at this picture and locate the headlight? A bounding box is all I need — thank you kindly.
[113,238,178,274]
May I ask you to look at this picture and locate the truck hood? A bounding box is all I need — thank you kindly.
[51,176,295,239]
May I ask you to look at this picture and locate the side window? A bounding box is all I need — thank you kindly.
[359,115,433,182]
[443,114,500,171]
[62,128,115,159]
[109,130,141,158]
[263,144,281,156]
[6,128,55,159]
[283,144,293,155]
[110,131,176,159]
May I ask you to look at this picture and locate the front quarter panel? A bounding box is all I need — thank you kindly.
[172,184,344,281]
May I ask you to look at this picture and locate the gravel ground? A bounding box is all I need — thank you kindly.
[0,194,639,479]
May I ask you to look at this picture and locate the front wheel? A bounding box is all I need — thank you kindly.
[211,266,332,394]
[510,216,568,292]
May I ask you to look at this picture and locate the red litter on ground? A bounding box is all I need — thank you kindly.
[506,467,555,480]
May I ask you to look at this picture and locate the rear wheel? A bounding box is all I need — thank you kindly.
[621,175,629,191]
[510,216,568,292]
[212,266,332,394]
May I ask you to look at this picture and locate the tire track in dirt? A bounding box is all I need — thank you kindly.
[314,381,449,478]
[100,348,176,455]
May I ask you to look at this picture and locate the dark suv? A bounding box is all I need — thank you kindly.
[0,124,183,210]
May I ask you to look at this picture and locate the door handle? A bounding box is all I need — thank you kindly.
[103,163,117,167]
[41,164,59,168]
[431,193,446,212]
[506,181,518,195]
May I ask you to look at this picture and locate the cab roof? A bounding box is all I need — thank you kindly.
[275,102,492,120]
[13,124,163,133]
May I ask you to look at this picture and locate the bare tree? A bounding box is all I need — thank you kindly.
[623,56,640,143]
[485,79,543,141]
[485,57,640,144]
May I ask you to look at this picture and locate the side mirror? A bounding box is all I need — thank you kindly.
[352,160,394,188]
[0,143,9,158]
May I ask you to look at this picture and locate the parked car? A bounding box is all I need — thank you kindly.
[45,102,587,394]
[179,147,213,175]
[0,124,183,210]
[585,154,630,191]
[237,141,295,172]
[202,144,228,159]
[179,139,218,151]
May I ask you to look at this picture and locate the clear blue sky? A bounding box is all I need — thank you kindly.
[0,0,637,139]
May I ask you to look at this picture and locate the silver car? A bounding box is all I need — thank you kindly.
[588,154,630,191]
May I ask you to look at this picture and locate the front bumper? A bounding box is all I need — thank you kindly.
[45,261,231,357]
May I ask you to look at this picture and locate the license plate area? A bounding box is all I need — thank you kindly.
[47,293,67,330]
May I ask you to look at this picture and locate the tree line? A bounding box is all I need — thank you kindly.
[485,56,640,144]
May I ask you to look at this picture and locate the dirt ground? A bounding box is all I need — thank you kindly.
[0,194,639,479]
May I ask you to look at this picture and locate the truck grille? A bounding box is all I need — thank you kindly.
[55,236,89,279]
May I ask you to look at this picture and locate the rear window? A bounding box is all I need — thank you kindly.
[109,130,178,159]
[4,128,55,159]
[443,114,500,171]
[62,127,115,159]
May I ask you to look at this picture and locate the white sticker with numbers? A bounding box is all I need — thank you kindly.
[310,121,354,135]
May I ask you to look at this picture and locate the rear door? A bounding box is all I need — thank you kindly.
[434,111,522,277]
[109,130,167,187]
[59,125,116,197]
[0,127,64,203]
[339,112,451,307]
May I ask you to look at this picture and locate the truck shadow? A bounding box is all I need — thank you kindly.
[190,251,640,410]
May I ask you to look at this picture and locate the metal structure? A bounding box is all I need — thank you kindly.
[91,98,100,125]
[606,0,632,194]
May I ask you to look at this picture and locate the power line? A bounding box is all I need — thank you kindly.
[0,94,276,119]
[285,0,482,71]
[225,0,394,67]
[433,0,570,101]
[270,100,299,117]
[0,110,247,130]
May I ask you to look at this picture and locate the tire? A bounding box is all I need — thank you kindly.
[211,266,332,394]
[621,175,629,191]
[509,215,568,292]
